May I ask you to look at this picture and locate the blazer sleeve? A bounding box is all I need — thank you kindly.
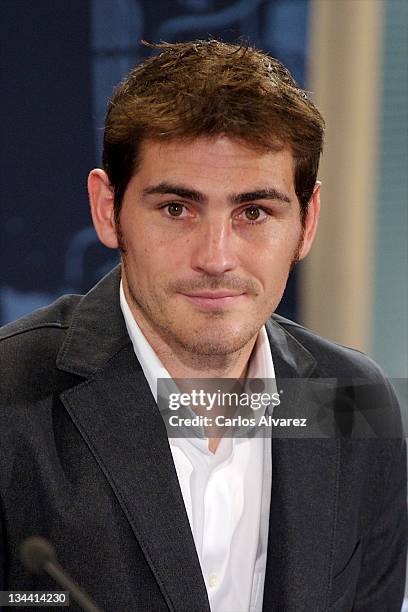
[352,380,407,611]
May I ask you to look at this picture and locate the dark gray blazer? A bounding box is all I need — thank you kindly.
[0,267,406,611]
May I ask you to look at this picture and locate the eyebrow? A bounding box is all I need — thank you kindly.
[142,182,291,205]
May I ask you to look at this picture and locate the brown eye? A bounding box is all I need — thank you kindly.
[167,203,183,217]
[244,206,260,221]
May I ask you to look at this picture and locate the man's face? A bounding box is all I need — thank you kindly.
[117,136,310,356]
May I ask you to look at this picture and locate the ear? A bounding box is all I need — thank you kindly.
[298,181,321,260]
[87,169,118,249]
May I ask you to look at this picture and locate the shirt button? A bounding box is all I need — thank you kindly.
[208,574,218,588]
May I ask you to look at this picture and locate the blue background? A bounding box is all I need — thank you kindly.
[1,0,309,324]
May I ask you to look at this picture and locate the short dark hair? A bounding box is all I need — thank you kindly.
[103,40,325,225]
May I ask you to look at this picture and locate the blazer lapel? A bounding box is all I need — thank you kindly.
[57,267,210,612]
[263,319,341,611]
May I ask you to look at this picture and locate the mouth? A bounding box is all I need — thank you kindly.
[179,292,246,310]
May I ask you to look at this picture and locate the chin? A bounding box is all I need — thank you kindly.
[170,325,258,356]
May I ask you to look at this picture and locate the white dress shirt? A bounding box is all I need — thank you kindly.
[120,282,275,612]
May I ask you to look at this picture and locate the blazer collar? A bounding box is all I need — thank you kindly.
[265,320,339,611]
[56,265,131,378]
[266,316,317,379]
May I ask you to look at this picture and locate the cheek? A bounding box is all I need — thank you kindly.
[125,237,181,282]
[247,231,299,268]
[244,238,297,293]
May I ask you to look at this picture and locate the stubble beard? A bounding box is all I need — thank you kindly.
[121,257,259,358]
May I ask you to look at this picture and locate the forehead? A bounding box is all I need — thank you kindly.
[133,136,296,194]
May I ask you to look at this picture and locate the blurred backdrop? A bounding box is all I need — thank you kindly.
[1,0,407,380]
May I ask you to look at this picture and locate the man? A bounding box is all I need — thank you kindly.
[0,40,406,611]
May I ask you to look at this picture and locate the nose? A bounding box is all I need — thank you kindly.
[190,216,238,276]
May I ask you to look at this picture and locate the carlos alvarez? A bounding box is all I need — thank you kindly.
[168,415,307,427]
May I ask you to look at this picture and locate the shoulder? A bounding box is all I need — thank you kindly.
[270,313,388,381]
[269,314,405,440]
[0,293,81,347]
[0,294,82,400]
